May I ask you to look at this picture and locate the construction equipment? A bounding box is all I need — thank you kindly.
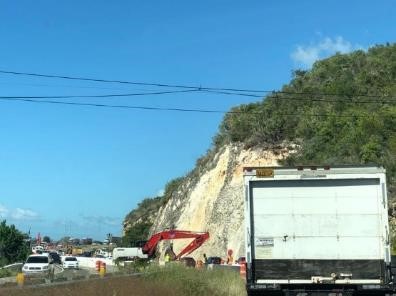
[113,230,209,262]
[143,230,209,260]
[72,247,83,256]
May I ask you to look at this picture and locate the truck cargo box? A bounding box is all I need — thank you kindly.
[243,166,393,295]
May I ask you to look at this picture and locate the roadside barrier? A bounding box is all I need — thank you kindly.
[101,261,106,271]
[99,262,106,278]
[16,272,24,287]
[240,263,246,281]
[95,260,101,272]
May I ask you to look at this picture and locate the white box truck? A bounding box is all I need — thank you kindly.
[244,166,393,295]
[112,247,148,262]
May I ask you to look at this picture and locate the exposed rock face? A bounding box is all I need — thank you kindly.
[150,144,292,260]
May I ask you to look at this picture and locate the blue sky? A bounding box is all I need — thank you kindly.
[0,1,394,240]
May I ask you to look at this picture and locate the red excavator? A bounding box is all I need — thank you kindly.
[142,230,209,260]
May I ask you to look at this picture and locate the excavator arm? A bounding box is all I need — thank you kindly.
[174,232,209,259]
[142,230,209,259]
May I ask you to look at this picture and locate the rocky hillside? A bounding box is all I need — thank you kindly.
[124,143,294,259]
[124,43,396,257]
[150,144,293,259]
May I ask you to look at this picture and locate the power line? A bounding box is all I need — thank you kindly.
[0,89,198,99]
[0,69,275,94]
[0,97,224,113]
[204,90,263,98]
[2,69,395,99]
[0,89,394,105]
[0,80,162,92]
[0,90,394,104]
[0,96,393,118]
[0,69,215,91]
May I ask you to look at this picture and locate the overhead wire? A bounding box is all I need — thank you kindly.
[0,80,162,92]
[1,69,395,99]
[0,97,225,113]
[0,90,393,105]
[0,89,199,99]
[0,89,394,104]
[0,69,394,117]
[0,96,392,118]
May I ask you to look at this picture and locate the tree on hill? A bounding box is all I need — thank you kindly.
[123,43,396,242]
[122,221,153,247]
[123,182,183,245]
[214,44,396,200]
[42,236,51,244]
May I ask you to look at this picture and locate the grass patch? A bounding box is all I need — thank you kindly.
[0,268,15,278]
[142,263,246,296]
[0,262,21,278]
[1,264,246,296]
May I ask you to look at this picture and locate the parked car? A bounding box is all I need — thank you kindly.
[179,257,196,268]
[63,256,79,269]
[49,252,62,264]
[207,256,222,264]
[22,254,54,277]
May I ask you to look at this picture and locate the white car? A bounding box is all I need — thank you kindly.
[22,254,54,276]
[63,256,79,269]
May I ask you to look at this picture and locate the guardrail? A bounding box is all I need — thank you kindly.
[1,263,23,269]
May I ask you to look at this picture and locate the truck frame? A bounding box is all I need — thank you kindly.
[243,165,394,295]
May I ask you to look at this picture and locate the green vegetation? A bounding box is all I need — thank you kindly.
[162,177,184,205]
[142,264,245,296]
[214,44,396,199]
[42,236,51,244]
[0,220,29,267]
[0,265,19,278]
[122,220,152,247]
[124,43,396,242]
[0,268,13,278]
[1,266,245,296]
[123,176,187,244]
[123,197,162,246]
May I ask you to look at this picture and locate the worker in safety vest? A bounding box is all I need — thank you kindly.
[164,253,170,263]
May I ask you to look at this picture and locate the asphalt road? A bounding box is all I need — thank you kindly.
[0,262,118,288]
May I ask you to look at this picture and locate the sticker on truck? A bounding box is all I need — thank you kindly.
[255,237,274,259]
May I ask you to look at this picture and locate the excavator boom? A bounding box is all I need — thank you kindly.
[142,230,209,259]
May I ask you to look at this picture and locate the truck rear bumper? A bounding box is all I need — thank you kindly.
[247,283,395,296]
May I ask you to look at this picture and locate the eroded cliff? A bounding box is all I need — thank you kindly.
[149,144,293,260]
